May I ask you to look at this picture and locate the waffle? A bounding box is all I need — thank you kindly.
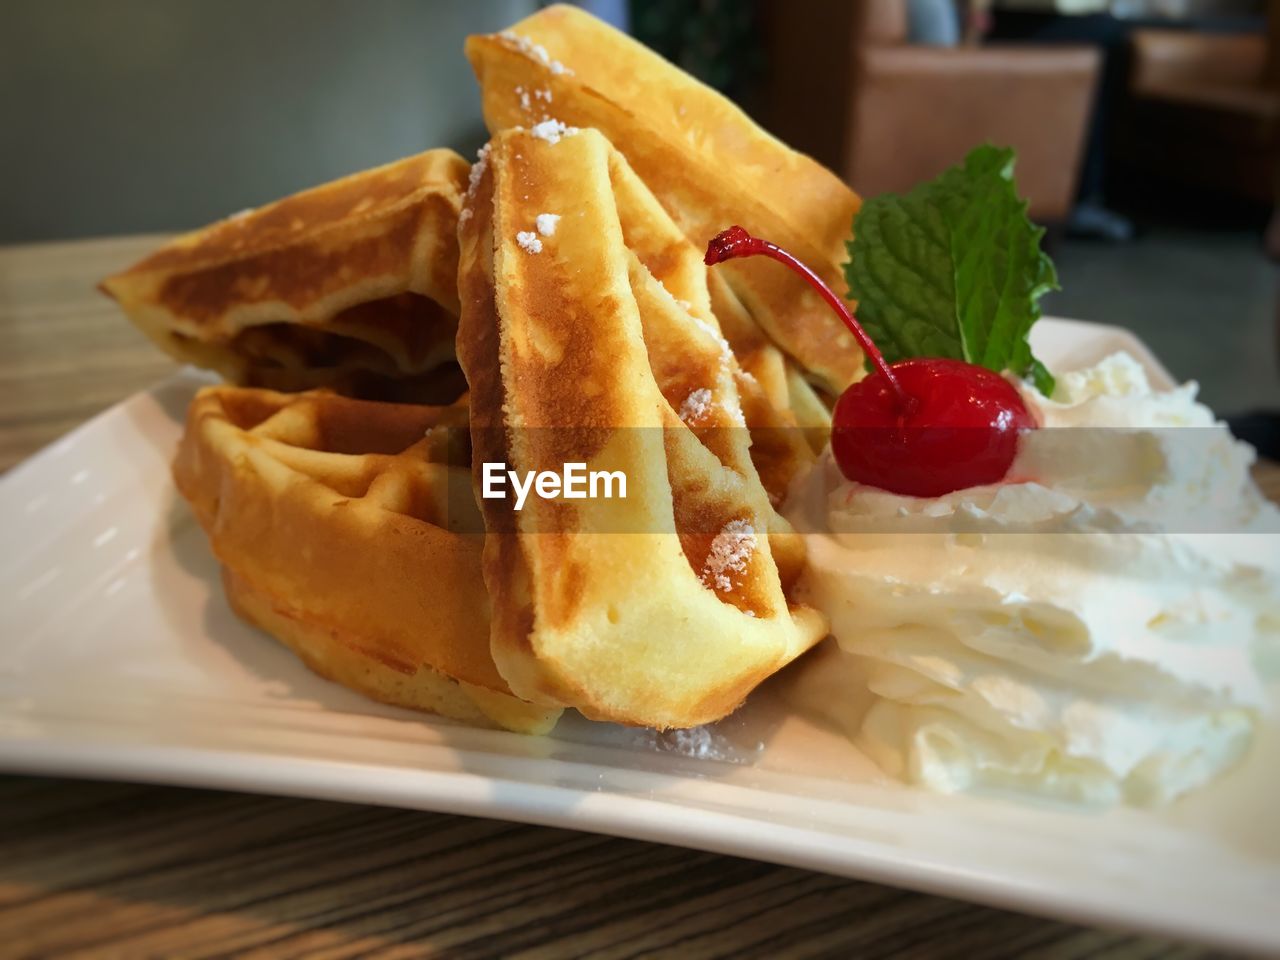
[456,127,827,728]
[466,5,863,394]
[708,270,834,466]
[102,150,470,403]
[173,384,561,734]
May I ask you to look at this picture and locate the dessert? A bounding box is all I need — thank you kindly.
[173,384,560,733]
[101,150,470,402]
[785,352,1279,805]
[100,2,843,728]
[94,2,1275,804]
[703,146,1277,806]
[455,126,826,727]
[464,4,862,395]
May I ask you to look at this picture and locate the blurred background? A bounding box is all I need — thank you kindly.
[1,0,1277,430]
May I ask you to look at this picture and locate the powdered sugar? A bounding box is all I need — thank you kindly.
[692,317,733,364]
[467,143,491,197]
[530,118,578,144]
[460,143,492,224]
[461,145,492,222]
[535,213,560,237]
[499,29,573,76]
[666,727,718,759]
[676,318,746,427]
[517,86,553,114]
[703,519,756,592]
[678,387,714,425]
[630,725,761,763]
[516,230,542,254]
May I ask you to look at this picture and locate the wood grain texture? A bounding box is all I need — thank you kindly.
[0,237,1267,958]
[0,776,1215,960]
[0,236,177,472]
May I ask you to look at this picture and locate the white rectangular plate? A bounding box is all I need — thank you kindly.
[2,319,1277,953]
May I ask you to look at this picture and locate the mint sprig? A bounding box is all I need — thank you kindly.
[844,145,1057,395]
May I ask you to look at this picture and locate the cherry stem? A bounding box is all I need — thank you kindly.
[704,225,909,409]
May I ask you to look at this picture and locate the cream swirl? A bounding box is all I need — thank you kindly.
[784,352,1280,806]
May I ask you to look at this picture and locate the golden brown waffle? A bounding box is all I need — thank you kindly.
[708,270,835,465]
[173,384,561,734]
[456,127,828,728]
[466,5,863,394]
[102,151,469,403]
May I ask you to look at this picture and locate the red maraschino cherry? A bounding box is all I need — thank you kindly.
[704,225,1036,498]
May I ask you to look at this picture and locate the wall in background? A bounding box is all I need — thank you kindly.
[0,0,537,244]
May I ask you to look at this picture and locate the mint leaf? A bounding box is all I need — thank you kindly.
[843,145,1057,394]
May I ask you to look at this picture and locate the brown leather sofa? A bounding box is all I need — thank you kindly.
[1120,4,1279,220]
[761,1,1101,223]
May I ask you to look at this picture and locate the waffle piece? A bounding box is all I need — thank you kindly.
[102,150,469,403]
[708,270,834,462]
[173,384,561,734]
[583,120,819,504]
[465,5,863,394]
[456,127,827,728]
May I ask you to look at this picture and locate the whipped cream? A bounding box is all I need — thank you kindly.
[785,352,1280,806]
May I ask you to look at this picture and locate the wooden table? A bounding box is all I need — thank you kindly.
[0,237,1267,959]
